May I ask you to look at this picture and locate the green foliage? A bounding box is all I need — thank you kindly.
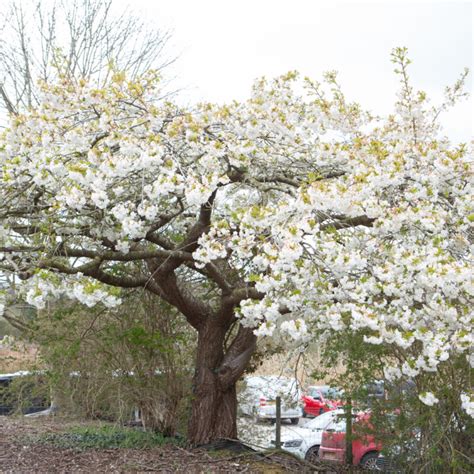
[0,373,50,414]
[309,330,387,392]
[31,290,196,436]
[39,425,184,450]
[309,328,473,473]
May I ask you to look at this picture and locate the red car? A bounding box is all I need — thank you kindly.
[301,385,342,417]
[319,412,381,469]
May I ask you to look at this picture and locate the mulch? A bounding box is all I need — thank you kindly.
[0,416,356,473]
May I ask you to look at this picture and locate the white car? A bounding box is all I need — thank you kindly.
[272,409,344,462]
[238,375,302,424]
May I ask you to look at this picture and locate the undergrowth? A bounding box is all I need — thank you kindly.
[38,425,185,450]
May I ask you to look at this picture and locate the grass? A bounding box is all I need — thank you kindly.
[39,424,185,450]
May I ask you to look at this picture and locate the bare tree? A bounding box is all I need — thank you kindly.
[0,0,173,114]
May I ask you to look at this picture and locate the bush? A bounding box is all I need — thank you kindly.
[308,329,473,473]
[0,372,50,415]
[33,290,196,436]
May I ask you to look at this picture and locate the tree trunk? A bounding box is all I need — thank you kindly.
[187,322,255,445]
[187,366,238,445]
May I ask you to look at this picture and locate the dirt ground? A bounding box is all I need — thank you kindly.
[0,416,345,473]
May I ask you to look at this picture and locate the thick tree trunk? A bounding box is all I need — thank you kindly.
[187,322,256,445]
[187,366,238,444]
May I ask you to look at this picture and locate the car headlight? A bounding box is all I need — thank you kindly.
[283,439,303,448]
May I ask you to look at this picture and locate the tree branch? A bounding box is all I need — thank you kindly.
[218,325,257,390]
[59,245,194,262]
[146,258,210,330]
[320,215,375,230]
[224,287,264,307]
[37,257,149,289]
[0,83,17,114]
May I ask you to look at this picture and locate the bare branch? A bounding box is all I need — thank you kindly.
[0,83,17,115]
[0,0,173,113]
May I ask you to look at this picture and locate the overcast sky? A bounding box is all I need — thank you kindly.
[118,0,472,142]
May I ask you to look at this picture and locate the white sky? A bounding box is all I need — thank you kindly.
[121,0,473,142]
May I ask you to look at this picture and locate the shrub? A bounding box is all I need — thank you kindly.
[34,291,196,436]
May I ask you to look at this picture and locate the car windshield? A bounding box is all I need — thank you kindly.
[308,386,328,398]
[305,409,343,430]
[331,417,347,432]
[326,411,362,432]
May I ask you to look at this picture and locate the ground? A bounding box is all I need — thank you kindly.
[0,416,352,473]
[0,341,351,473]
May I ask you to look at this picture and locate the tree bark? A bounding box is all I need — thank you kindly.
[187,321,256,445]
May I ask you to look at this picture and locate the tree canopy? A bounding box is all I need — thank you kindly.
[0,48,472,441]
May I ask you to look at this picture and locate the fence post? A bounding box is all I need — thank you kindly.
[275,396,281,449]
[345,397,353,465]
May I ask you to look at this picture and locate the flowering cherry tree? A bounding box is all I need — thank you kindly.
[0,48,472,443]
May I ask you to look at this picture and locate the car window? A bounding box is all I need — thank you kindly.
[308,388,321,398]
[365,381,384,397]
[326,388,342,399]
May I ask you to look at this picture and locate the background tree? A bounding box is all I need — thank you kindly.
[0,49,471,446]
[0,0,173,114]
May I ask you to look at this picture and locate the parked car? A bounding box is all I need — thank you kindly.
[319,411,381,469]
[0,371,50,415]
[238,375,302,424]
[364,380,385,402]
[375,453,404,473]
[301,385,343,417]
[271,408,344,462]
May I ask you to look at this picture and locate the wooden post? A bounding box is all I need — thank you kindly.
[275,396,281,449]
[345,397,353,465]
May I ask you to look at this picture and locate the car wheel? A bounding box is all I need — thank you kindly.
[319,408,324,415]
[302,410,307,418]
[305,445,320,464]
[270,418,276,424]
[360,452,379,470]
[290,418,299,425]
